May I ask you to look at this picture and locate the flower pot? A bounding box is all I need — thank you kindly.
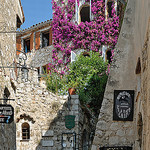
[68,88,76,95]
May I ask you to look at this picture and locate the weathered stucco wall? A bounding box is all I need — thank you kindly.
[92,0,150,149]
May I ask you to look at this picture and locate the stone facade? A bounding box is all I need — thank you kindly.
[0,0,24,149]
[92,0,150,150]
[16,21,97,150]
[15,75,96,150]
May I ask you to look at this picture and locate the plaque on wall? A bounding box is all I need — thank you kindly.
[113,90,134,121]
[65,115,75,129]
[100,146,132,150]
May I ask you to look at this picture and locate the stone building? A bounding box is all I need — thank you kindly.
[92,0,150,150]
[16,20,97,150]
[0,0,24,149]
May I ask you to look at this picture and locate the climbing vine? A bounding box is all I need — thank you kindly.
[49,0,119,74]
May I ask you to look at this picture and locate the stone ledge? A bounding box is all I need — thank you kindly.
[70,95,79,99]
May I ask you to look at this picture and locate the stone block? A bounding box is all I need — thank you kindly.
[71,95,79,99]
[109,136,119,145]
[91,145,97,150]
[72,105,78,110]
[74,99,79,105]
[96,130,103,137]
[97,120,108,130]
[126,129,134,136]
[110,122,119,130]
[42,140,54,147]
[116,129,125,136]
[42,130,54,137]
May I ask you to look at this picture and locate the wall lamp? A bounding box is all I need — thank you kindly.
[0,50,29,82]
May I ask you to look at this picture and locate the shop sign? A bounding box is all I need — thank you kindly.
[113,90,134,121]
[0,104,14,123]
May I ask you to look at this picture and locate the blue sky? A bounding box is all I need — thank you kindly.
[21,0,53,29]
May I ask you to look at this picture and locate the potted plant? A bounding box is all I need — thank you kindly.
[67,79,79,95]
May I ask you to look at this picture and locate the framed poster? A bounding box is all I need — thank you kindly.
[113,90,134,121]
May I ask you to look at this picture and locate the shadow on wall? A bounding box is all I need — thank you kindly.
[0,123,16,150]
[35,95,96,150]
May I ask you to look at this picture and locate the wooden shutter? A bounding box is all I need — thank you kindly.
[35,32,40,50]
[16,38,21,55]
[49,28,52,45]
[30,33,34,50]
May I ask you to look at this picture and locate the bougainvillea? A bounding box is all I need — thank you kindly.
[50,0,119,74]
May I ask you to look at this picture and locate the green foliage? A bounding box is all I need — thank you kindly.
[45,51,108,114]
[67,51,108,92]
[66,51,108,114]
[45,72,66,94]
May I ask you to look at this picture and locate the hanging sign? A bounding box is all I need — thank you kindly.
[65,115,75,129]
[100,146,132,150]
[0,104,14,123]
[113,90,134,121]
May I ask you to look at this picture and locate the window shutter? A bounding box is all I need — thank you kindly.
[35,32,40,50]
[16,38,21,55]
[49,28,52,45]
[71,51,76,63]
[30,33,34,50]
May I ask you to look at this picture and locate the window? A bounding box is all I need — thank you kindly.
[37,65,48,80]
[80,5,90,23]
[22,123,30,140]
[107,1,114,18]
[42,32,49,48]
[106,50,112,63]
[24,39,30,53]
[41,65,47,74]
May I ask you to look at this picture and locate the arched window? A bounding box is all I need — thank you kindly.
[80,5,90,23]
[22,122,30,140]
[106,50,112,63]
[107,1,114,18]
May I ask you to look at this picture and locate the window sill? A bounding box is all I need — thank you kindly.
[20,139,30,142]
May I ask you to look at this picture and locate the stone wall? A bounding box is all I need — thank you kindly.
[15,20,96,150]
[15,78,96,150]
[92,0,150,149]
[0,0,24,149]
